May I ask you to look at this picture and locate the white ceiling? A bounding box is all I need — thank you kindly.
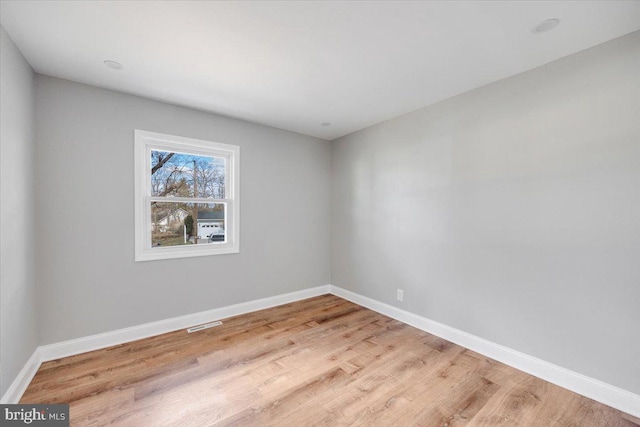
[2,1,640,140]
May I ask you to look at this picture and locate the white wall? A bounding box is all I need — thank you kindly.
[331,31,640,394]
[35,76,331,344]
[0,26,39,397]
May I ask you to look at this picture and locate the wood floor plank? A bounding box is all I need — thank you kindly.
[19,294,637,426]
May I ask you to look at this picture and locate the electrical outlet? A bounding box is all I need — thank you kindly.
[397,289,404,302]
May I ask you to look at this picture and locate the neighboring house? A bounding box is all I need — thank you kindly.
[154,207,189,232]
[197,210,225,239]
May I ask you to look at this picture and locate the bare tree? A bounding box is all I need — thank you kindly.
[151,152,175,175]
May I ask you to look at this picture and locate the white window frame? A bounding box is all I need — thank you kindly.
[134,130,240,261]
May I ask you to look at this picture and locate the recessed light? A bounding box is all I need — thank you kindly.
[104,60,124,70]
[532,18,560,34]
[321,122,331,127]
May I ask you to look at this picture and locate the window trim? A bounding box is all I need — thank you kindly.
[134,130,240,262]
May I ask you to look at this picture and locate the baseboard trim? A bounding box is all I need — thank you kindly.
[2,285,331,403]
[0,348,41,404]
[329,285,640,419]
[39,285,331,363]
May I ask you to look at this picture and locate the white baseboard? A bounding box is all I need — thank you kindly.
[39,285,331,362]
[329,285,640,419]
[2,285,331,403]
[0,349,41,404]
[4,283,638,419]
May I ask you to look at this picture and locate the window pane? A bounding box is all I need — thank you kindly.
[151,150,226,198]
[151,202,226,247]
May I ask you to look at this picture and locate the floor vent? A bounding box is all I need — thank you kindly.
[187,321,223,333]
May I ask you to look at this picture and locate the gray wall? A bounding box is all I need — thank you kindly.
[331,32,640,394]
[35,76,331,345]
[0,26,39,397]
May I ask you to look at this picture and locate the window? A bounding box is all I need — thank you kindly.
[134,130,239,261]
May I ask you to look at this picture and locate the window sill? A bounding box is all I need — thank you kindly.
[135,244,240,262]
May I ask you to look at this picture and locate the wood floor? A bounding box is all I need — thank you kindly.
[21,295,638,426]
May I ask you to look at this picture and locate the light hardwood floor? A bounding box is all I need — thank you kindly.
[21,295,638,426]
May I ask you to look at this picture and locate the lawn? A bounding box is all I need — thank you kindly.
[152,233,190,247]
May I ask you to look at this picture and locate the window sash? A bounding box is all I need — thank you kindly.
[149,201,230,247]
[146,146,231,200]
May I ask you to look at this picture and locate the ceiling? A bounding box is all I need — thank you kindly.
[2,1,640,140]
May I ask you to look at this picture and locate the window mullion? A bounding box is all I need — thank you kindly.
[149,196,231,204]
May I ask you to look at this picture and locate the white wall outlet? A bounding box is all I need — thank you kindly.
[397,289,404,302]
